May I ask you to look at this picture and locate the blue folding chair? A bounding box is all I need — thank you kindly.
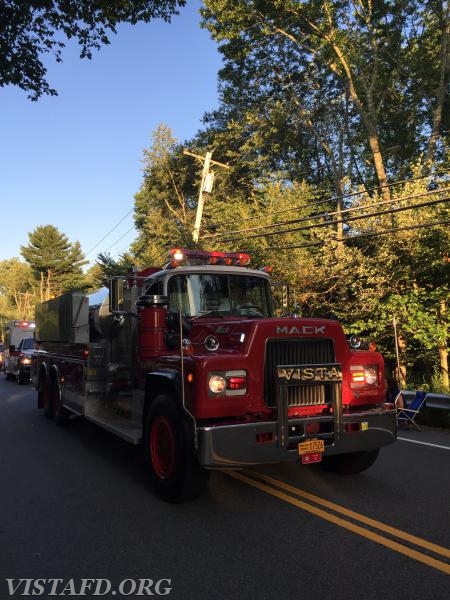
[396,390,427,431]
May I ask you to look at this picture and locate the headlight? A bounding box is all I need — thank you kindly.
[350,365,379,387]
[208,375,226,394]
[208,370,247,396]
[363,366,378,385]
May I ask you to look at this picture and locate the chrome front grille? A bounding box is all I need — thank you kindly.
[265,339,336,408]
[286,384,325,407]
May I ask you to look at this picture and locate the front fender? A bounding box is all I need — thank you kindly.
[143,369,182,420]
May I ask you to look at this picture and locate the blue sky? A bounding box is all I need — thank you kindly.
[0,0,221,269]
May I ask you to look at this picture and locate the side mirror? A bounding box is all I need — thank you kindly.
[9,345,15,352]
[109,278,124,312]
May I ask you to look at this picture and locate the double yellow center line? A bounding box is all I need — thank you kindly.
[227,469,450,575]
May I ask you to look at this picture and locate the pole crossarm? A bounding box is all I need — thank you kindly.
[183,149,231,243]
[183,149,231,170]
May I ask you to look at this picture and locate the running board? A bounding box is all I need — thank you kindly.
[85,408,142,445]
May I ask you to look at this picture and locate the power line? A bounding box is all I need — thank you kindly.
[266,218,450,251]
[205,190,450,243]
[206,188,448,240]
[102,226,136,254]
[85,209,134,257]
[204,171,449,232]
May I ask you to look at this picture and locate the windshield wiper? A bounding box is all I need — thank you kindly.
[190,310,225,320]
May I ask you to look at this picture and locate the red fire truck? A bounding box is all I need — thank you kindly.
[32,248,396,501]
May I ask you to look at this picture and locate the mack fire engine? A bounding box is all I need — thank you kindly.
[32,248,396,501]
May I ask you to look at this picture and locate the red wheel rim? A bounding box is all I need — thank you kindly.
[150,416,176,479]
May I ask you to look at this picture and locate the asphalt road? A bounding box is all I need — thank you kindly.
[1,377,449,600]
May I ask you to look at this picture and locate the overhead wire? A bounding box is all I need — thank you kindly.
[84,209,134,257]
[203,170,449,233]
[266,217,450,251]
[204,188,450,243]
[205,187,448,239]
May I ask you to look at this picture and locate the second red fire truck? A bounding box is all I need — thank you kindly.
[32,248,396,501]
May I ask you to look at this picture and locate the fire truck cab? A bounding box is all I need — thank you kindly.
[32,249,396,501]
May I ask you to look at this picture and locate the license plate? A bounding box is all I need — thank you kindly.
[298,438,325,455]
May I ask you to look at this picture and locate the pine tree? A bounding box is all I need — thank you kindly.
[21,225,88,300]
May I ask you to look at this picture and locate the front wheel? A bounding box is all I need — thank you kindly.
[321,449,380,475]
[18,371,30,385]
[144,394,210,502]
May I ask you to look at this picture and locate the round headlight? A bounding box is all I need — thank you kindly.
[209,375,226,394]
[205,335,219,351]
[364,366,378,385]
[349,334,361,349]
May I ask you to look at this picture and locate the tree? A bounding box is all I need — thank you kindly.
[0,258,36,321]
[337,172,450,389]
[90,251,137,288]
[20,225,89,300]
[201,0,449,196]
[0,0,186,100]
[131,124,198,263]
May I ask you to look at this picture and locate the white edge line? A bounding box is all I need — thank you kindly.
[397,436,450,450]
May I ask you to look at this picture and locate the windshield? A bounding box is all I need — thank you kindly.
[166,273,273,318]
[22,338,34,350]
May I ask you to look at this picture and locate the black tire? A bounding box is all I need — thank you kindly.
[321,449,380,475]
[144,394,210,502]
[40,377,53,420]
[18,371,29,385]
[51,377,69,425]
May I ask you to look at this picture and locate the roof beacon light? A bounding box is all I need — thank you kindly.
[260,265,273,274]
[168,249,251,268]
[224,252,251,266]
[209,251,225,265]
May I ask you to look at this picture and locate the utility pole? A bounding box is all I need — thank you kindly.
[183,149,230,243]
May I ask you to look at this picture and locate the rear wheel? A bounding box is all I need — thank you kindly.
[144,394,210,502]
[40,377,53,420]
[321,449,380,475]
[51,378,69,425]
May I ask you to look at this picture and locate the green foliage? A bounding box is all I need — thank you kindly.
[91,251,137,288]
[0,0,186,100]
[130,124,199,263]
[201,0,449,189]
[20,225,89,298]
[0,258,36,322]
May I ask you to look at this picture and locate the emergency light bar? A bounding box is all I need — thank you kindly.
[168,248,251,268]
[13,320,35,328]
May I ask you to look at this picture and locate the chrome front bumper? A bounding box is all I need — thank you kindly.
[197,409,397,468]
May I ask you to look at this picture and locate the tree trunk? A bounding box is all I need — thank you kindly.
[46,268,51,301]
[397,333,408,388]
[439,298,449,389]
[439,347,449,389]
[367,125,391,203]
[427,4,450,168]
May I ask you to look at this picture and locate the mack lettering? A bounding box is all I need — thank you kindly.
[276,325,326,335]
